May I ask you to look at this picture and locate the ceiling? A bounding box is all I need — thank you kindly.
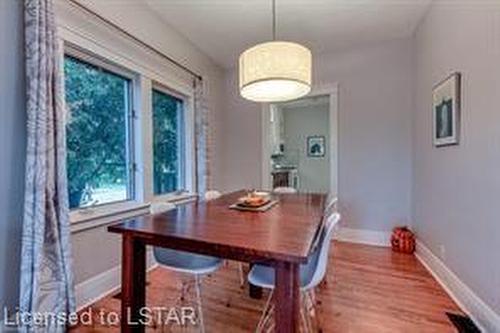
[144,0,432,69]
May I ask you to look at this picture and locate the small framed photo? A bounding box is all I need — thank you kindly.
[307,136,325,157]
[433,72,461,147]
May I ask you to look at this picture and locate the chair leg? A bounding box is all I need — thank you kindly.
[194,275,205,333]
[307,289,322,333]
[180,279,188,302]
[238,263,245,287]
[256,291,316,333]
[262,304,275,333]
[265,320,275,333]
[309,288,317,307]
[300,300,308,333]
[303,291,317,333]
[255,290,274,333]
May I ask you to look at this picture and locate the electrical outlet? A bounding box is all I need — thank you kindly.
[439,244,446,261]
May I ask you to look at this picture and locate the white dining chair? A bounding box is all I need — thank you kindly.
[150,201,176,214]
[325,194,338,213]
[272,186,297,194]
[150,201,223,332]
[248,211,341,332]
[204,190,222,201]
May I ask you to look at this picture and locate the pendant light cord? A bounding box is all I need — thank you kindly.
[272,0,277,40]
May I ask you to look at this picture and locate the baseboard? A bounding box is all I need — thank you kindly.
[334,227,391,247]
[415,240,500,333]
[75,249,157,311]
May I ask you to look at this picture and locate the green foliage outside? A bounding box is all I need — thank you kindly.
[152,89,182,195]
[64,56,130,209]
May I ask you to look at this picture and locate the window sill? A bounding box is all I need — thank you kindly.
[70,201,150,234]
[152,192,198,205]
[69,193,198,234]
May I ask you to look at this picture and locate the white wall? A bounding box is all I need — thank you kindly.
[0,0,25,312]
[413,0,500,316]
[282,103,330,193]
[222,38,413,232]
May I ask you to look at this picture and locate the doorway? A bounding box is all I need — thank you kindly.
[261,86,338,195]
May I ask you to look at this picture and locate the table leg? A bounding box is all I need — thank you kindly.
[121,234,146,333]
[274,261,300,333]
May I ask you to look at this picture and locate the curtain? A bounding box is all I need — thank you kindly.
[20,0,75,331]
[194,78,211,196]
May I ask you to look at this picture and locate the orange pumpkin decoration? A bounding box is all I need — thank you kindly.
[391,226,415,254]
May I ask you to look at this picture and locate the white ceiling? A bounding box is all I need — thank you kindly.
[144,0,432,69]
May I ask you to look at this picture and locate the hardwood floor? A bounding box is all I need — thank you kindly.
[70,241,462,332]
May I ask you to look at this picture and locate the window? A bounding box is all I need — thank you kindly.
[152,88,186,195]
[64,54,135,209]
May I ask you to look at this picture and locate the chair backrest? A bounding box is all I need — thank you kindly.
[204,190,222,201]
[150,202,176,264]
[325,194,338,213]
[150,201,176,214]
[305,212,341,290]
[273,186,297,194]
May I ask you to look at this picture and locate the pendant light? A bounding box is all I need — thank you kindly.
[239,0,312,102]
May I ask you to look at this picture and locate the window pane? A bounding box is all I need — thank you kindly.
[152,89,185,195]
[64,55,133,209]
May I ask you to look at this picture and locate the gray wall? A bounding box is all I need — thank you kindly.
[72,227,121,285]
[0,0,25,311]
[282,104,330,193]
[220,69,263,191]
[413,1,500,315]
[222,38,413,232]
[318,39,413,232]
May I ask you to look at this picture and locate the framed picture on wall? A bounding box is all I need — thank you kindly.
[307,136,325,157]
[433,72,461,147]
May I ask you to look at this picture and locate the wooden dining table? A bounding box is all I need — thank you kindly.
[108,190,327,333]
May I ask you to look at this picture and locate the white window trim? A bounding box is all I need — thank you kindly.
[151,83,196,199]
[58,2,198,228]
[65,46,143,225]
[152,193,198,206]
[70,201,150,233]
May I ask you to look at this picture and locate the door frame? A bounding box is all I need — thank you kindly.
[261,83,339,195]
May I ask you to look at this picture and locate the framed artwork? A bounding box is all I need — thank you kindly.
[307,136,325,157]
[433,72,461,147]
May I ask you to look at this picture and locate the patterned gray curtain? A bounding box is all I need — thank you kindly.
[194,78,211,196]
[20,0,75,331]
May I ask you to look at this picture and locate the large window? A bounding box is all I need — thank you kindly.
[152,88,185,195]
[64,54,135,209]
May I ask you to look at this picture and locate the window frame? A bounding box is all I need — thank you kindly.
[151,85,186,196]
[64,45,142,220]
[60,37,197,227]
[150,82,196,203]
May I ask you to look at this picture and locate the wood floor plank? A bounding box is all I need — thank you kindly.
[70,241,462,332]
